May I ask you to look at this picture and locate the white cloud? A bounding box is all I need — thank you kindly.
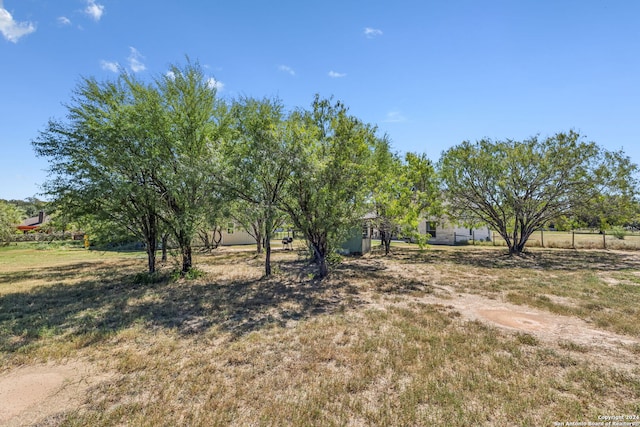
[166,70,176,80]
[85,0,104,21]
[207,77,224,91]
[328,70,346,78]
[278,65,295,76]
[383,111,407,123]
[100,60,119,73]
[57,16,71,26]
[0,5,36,43]
[364,27,383,38]
[127,47,146,72]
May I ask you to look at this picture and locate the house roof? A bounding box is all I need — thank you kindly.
[17,211,50,231]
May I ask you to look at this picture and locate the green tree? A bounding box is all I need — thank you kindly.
[225,97,290,275]
[0,201,24,243]
[370,141,440,255]
[439,131,638,255]
[571,151,639,232]
[33,75,164,273]
[281,96,377,277]
[4,197,47,218]
[152,61,229,274]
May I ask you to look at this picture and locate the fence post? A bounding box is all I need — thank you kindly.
[541,229,544,248]
[472,230,475,245]
[572,231,575,249]
[603,230,607,249]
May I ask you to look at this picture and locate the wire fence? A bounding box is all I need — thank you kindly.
[489,230,640,250]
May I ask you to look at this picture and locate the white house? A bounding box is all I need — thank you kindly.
[219,222,257,246]
[418,219,491,245]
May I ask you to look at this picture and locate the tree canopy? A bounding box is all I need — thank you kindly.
[439,131,638,255]
[370,141,440,255]
[225,97,291,276]
[33,61,226,274]
[0,201,24,243]
[281,96,379,277]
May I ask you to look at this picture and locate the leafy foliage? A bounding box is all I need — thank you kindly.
[439,131,638,255]
[281,96,379,277]
[225,97,291,275]
[370,143,440,254]
[33,60,227,274]
[0,201,24,243]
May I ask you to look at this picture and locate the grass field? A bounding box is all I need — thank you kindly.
[1,242,639,426]
[488,230,640,250]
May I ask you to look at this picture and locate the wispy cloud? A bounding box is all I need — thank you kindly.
[85,0,104,21]
[383,111,407,123]
[278,65,295,76]
[100,60,119,73]
[207,77,224,91]
[328,70,346,78]
[364,27,383,38]
[127,47,146,72]
[0,5,36,42]
[57,16,71,26]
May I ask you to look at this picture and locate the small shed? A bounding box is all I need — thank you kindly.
[339,220,372,255]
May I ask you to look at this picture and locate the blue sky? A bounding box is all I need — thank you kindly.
[1,0,639,200]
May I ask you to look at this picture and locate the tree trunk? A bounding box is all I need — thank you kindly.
[264,213,273,276]
[310,237,329,278]
[146,237,156,274]
[265,240,272,276]
[144,214,158,274]
[508,240,526,256]
[383,236,391,255]
[252,222,263,254]
[181,244,192,274]
[161,234,168,263]
[177,231,192,274]
[318,254,328,278]
[212,226,222,249]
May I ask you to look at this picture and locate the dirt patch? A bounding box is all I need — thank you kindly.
[0,361,111,426]
[476,309,549,331]
[398,288,640,372]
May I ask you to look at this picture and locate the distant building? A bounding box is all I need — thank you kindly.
[17,211,50,233]
[418,219,491,245]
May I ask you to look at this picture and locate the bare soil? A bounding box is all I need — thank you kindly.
[0,361,112,426]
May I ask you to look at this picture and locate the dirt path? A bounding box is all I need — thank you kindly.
[374,284,640,373]
[0,361,111,426]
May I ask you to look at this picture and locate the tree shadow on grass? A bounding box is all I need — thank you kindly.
[0,262,128,285]
[388,247,640,272]
[0,258,364,356]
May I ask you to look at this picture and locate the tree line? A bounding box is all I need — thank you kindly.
[29,59,638,277]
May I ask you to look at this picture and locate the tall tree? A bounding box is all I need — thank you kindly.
[33,75,163,273]
[151,61,229,274]
[281,96,377,277]
[439,131,638,255]
[370,141,440,255]
[225,97,290,276]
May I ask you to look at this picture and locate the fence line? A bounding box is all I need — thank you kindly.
[490,230,640,250]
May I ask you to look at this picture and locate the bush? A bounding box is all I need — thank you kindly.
[610,226,626,240]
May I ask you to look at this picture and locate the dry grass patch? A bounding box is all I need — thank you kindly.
[382,246,640,337]
[56,307,640,426]
[1,245,640,425]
